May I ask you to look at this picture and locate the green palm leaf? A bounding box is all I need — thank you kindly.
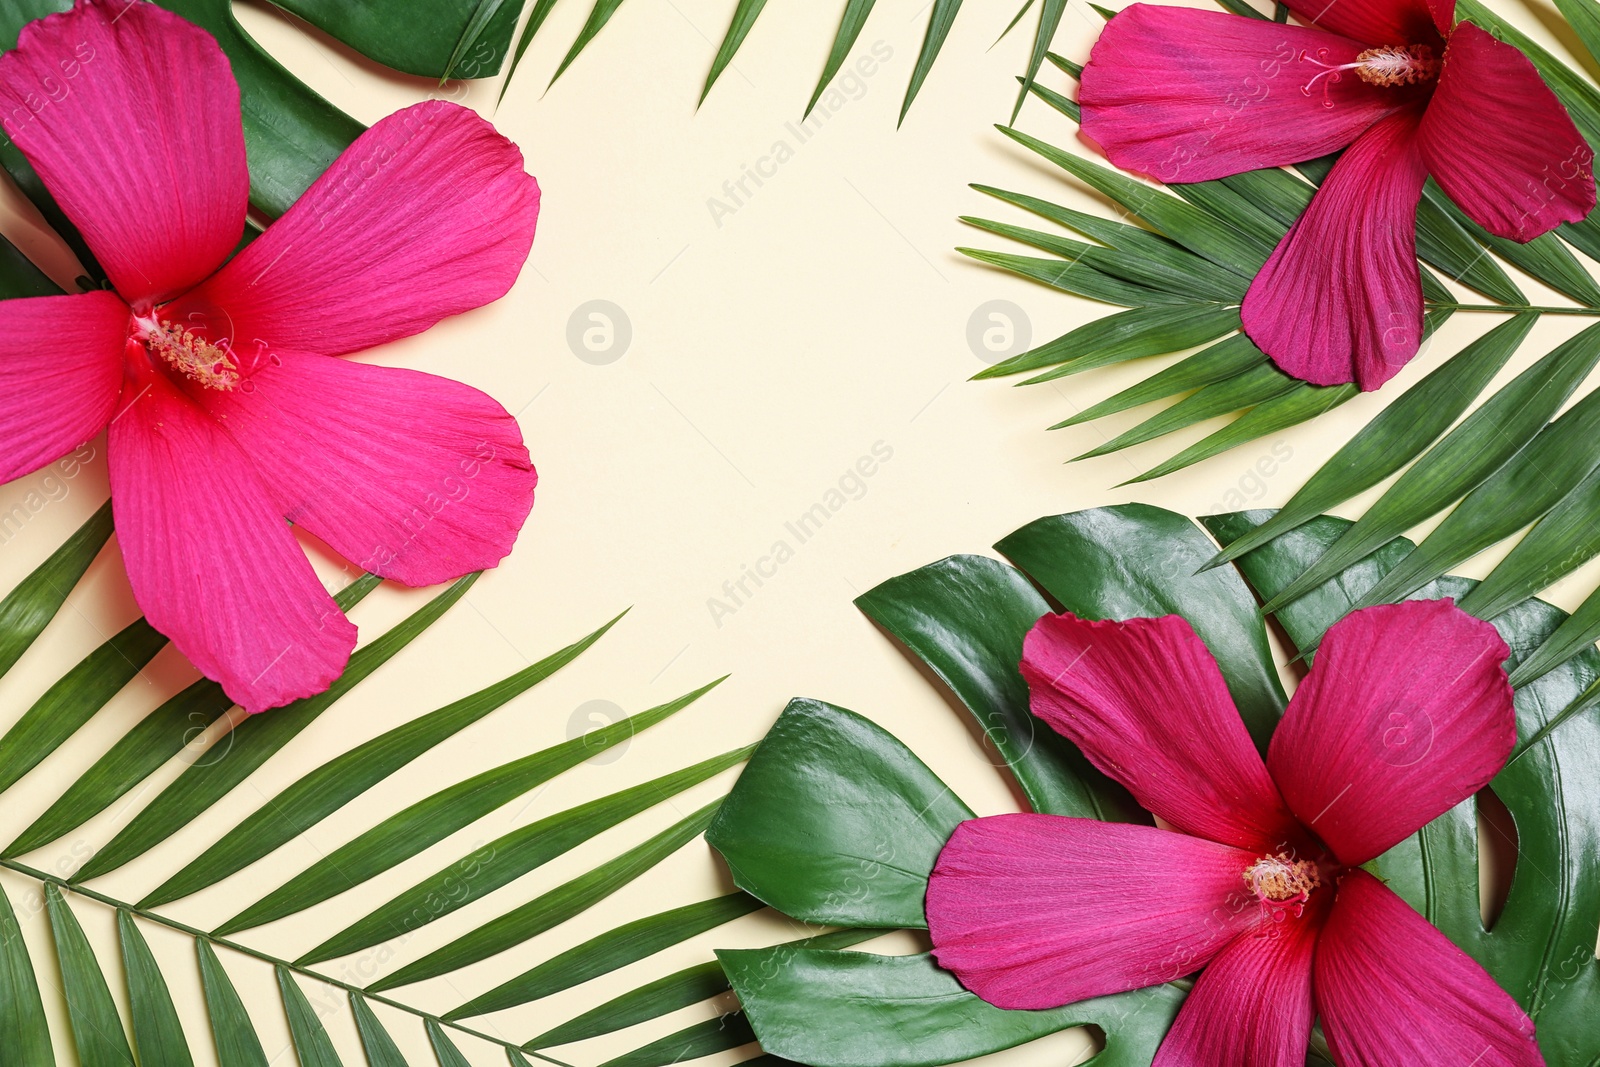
[0,4,792,1058]
[968,1,1600,685]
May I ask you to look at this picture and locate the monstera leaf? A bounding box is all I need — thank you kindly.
[705,503,1600,1067]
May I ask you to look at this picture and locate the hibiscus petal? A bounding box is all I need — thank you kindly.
[1418,23,1595,242]
[1079,5,1405,183]
[185,350,535,586]
[1241,110,1428,391]
[109,358,356,713]
[1316,869,1542,1067]
[1279,0,1447,46]
[1152,893,1326,1067]
[926,813,1262,1010]
[1020,612,1300,853]
[170,100,539,358]
[0,0,248,306]
[1266,600,1514,867]
[0,291,127,482]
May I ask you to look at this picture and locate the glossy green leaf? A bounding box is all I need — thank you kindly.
[277,967,345,1067]
[996,126,1271,273]
[196,940,269,1067]
[223,679,717,938]
[0,882,51,1064]
[998,503,1287,748]
[1206,510,1600,1063]
[64,575,466,877]
[900,0,963,124]
[980,305,1241,382]
[160,0,363,218]
[806,0,878,116]
[3,578,379,858]
[702,0,768,103]
[350,994,410,1067]
[0,500,111,683]
[44,885,135,1067]
[267,0,520,79]
[0,619,167,797]
[1350,385,1600,611]
[426,1020,473,1067]
[1205,314,1534,567]
[301,740,749,964]
[598,1014,755,1067]
[117,911,194,1067]
[141,610,623,907]
[706,698,972,928]
[720,948,1185,1067]
[1259,323,1600,614]
[1459,464,1600,622]
[855,554,1137,820]
[370,798,723,991]
[446,892,763,1019]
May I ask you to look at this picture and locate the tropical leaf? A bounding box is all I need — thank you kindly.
[498,0,1068,122]
[0,502,762,1064]
[708,503,1600,1066]
[965,0,1600,686]
[0,4,788,1058]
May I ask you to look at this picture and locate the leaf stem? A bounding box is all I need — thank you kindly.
[0,857,578,1066]
[1426,302,1600,315]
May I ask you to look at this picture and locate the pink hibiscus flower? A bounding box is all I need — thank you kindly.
[927,599,1542,1065]
[0,0,540,712]
[1078,0,1595,390]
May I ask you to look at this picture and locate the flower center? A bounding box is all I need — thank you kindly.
[139,318,240,391]
[1243,853,1321,906]
[1299,44,1438,106]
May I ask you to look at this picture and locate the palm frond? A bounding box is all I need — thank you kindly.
[493,0,1068,121]
[0,506,768,1064]
[968,1,1600,687]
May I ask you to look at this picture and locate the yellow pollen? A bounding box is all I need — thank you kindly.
[1353,44,1439,87]
[145,320,240,391]
[1243,854,1321,903]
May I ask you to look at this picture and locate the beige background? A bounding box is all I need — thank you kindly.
[1,0,1595,1063]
